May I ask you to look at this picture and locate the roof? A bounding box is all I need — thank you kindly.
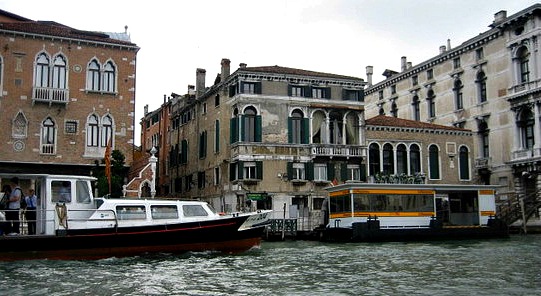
[0,10,136,47]
[241,65,364,82]
[365,115,470,132]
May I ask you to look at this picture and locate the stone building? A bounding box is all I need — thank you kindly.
[0,9,139,178]
[363,4,541,199]
[168,59,366,228]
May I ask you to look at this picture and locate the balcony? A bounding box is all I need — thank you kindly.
[311,144,366,158]
[474,157,491,169]
[33,87,69,106]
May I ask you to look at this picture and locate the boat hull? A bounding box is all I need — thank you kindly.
[0,215,265,261]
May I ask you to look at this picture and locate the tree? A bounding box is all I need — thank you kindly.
[93,149,128,198]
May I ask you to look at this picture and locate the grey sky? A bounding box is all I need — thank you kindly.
[0,0,537,143]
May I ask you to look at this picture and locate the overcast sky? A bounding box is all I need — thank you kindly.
[0,0,537,144]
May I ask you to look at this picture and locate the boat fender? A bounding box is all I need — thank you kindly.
[55,203,68,229]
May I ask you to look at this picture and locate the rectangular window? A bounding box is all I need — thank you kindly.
[214,167,220,185]
[412,75,418,86]
[453,58,461,69]
[65,121,77,134]
[244,162,257,179]
[343,89,362,101]
[347,164,361,181]
[312,87,330,99]
[291,86,304,97]
[151,205,179,219]
[117,206,147,220]
[378,90,384,100]
[292,163,305,180]
[476,48,484,60]
[314,164,327,181]
[242,82,255,94]
[391,85,396,94]
[202,102,207,114]
[427,69,433,80]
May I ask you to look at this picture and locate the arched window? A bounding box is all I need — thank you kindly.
[410,144,421,174]
[329,111,343,144]
[391,102,398,118]
[517,46,530,84]
[428,145,440,179]
[459,146,470,180]
[412,95,420,121]
[382,143,394,174]
[396,144,407,174]
[427,89,436,118]
[87,114,100,147]
[453,79,463,110]
[368,143,381,175]
[87,59,100,91]
[52,55,67,89]
[478,120,490,158]
[12,112,27,138]
[518,108,535,149]
[41,117,56,154]
[345,112,359,145]
[243,106,260,142]
[101,115,113,147]
[476,71,487,103]
[311,111,326,144]
[35,53,50,87]
[289,109,306,144]
[102,61,116,92]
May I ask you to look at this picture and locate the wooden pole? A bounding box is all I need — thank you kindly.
[281,203,286,241]
[519,198,527,235]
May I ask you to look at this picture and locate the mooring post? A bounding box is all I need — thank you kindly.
[519,198,527,235]
[282,203,286,241]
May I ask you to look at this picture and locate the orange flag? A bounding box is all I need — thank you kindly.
[105,138,112,195]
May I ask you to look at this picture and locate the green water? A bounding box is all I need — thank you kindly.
[1,235,540,295]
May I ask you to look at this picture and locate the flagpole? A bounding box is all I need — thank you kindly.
[105,138,112,196]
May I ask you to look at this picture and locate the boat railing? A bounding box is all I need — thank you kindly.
[2,208,118,235]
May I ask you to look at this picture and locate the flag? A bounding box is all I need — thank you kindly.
[105,138,112,195]
[331,179,339,186]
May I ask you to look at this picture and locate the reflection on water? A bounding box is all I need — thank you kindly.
[1,235,540,296]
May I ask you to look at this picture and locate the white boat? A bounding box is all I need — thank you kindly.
[0,174,271,261]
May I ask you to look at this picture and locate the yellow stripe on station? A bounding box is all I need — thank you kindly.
[480,211,496,216]
[330,211,434,218]
[351,189,435,195]
[479,190,494,195]
[329,190,350,197]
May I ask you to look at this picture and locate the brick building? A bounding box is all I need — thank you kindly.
[0,9,139,179]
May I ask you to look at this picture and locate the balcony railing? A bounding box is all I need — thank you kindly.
[311,144,366,157]
[33,87,69,105]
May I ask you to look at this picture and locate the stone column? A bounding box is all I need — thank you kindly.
[149,147,157,198]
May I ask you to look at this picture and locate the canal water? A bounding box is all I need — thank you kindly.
[1,235,540,296]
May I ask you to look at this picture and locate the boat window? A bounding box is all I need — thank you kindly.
[182,205,209,217]
[151,205,179,219]
[76,180,91,203]
[51,181,72,203]
[117,206,147,220]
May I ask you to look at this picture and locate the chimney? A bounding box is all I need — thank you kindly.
[221,58,231,82]
[188,85,195,96]
[447,39,451,50]
[163,94,166,104]
[366,66,373,86]
[493,10,507,25]
[196,68,206,98]
[239,63,247,69]
[401,56,407,72]
[439,45,447,54]
[144,104,149,115]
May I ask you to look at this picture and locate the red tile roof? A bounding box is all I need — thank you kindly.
[366,115,470,132]
[0,19,136,47]
[242,65,364,81]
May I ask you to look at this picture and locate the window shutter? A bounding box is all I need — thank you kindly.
[240,81,245,94]
[199,132,204,158]
[287,162,293,180]
[255,82,262,94]
[360,163,367,181]
[230,118,238,143]
[215,120,220,152]
[255,115,262,142]
[288,85,292,96]
[240,115,245,142]
[327,163,335,181]
[229,163,235,181]
[325,87,331,99]
[304,85,312,97]
[229,84,236,97]
[302,118,309,144]
[340,163,348,181]
[256,161,263,179]
[238,161,244,180]
[306,162,314,180]
[288,117,293,143]
[342,89,347,101]
[359,89,365,102]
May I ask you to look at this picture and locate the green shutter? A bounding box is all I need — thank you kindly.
[255,82,262,94]
[255,115,262,142]
[302,118,309,144]
[325,87,331,99]
[229,163,235,181]
[256,161,263,179]
[327,163,335,181]
[240,115,245,142]
[287,162,293,180]
[240,81,245,93]
[360,162,367,181]
[306,162,314,181]
[341,163,348,181]
[359,89,365,102]
[238,161,244,180]
[342,89,347,101]
[230,118,238,143]
[288,85,293,96]
[215,120,220,152]
[304,85,311,97]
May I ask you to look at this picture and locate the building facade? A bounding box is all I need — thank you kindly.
[364,4,541,199]
[0,10,138,180]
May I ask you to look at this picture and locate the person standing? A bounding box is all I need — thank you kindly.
[25,189,38,235]
[6,177,21,235]
[0,185,11,235]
